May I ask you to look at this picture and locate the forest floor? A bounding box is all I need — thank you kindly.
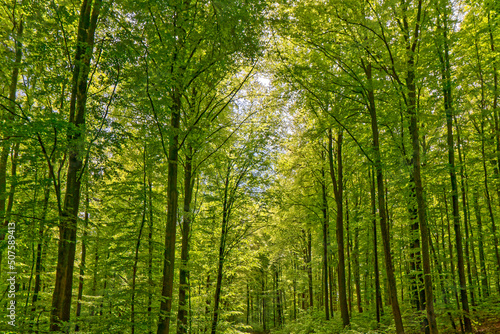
[474,318,500,334]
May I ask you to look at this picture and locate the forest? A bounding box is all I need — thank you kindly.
[1,0,500,333]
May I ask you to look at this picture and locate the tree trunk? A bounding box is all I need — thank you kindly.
[364,62,403,333]
[148,179,154,334]
[320,164,330,320]
[177,148,193,334]
[157,88,182,334]
[353,220,362,313]
[131,148,148,334]
[328,130,349,327]
[436,7,472,329]
[75,184,89,332]
[488,10,500,213]
[455,117,475,306]
[473,189,489,298]
[306,228,313,309]
[370,167,382,323]
[346,193,353,315]
[90,229,99,318]
[408,173,425,313]
[211,167,231,334]
[0,16,22,274]
[30,172,51,331]
[444,190,465,332]
[480,118,500,293]
[50,0,102,330]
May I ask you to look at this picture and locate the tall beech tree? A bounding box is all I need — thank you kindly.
[435,1,472,330]
[50,0,103,330]
[327,129,349,328]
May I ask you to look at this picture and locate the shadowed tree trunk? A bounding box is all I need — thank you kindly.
[328,129,349,328]
[0,15,22,274]
[50,0,102,330]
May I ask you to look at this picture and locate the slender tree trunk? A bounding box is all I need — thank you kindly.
[346,194,353,315]
[480,119,500,293]
[247,283,250,325]
[177,148,193,334]
[402,5,437,332]
[444,190,465,332]
[363,62,403,333]
[476,10,500,294]
[275,267,283,327]
[435,3,471,330]
[329,260,334,317]
[353,221,362,313]
[473,189,489,298]
[148,179,154,334]
[429,223,457,331]
[408,174,425,312]
[488,10,500,212]
[370,167,382,323]
[30,173,51,332]
[204,274,212,333]
[306,228,313,309]
[0,16,22,274]
[90,229,99,318]
[328,130,349,327]
[131,148,148,334]
[293,262,297,320]
[211,169,231,334]
[262,273,267,332]
[75,184,89,332]
[320,164,330,320]
[156,1,191,331]
[51,1,102,330]
[455,117,475,306]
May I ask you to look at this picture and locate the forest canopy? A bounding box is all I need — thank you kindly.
[1,0,500,333]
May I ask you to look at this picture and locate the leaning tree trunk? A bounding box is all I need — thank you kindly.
[50,0,102,331]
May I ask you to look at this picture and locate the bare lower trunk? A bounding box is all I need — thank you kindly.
[157,90,181,334]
